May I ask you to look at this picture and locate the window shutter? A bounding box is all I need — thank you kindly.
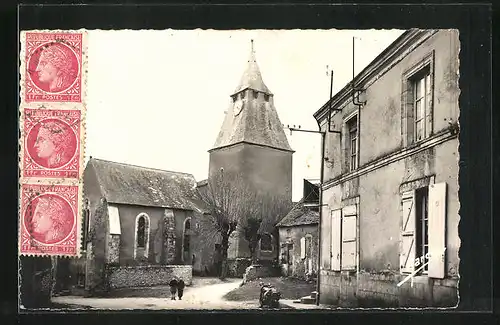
[341,205,357,270]
[400,190,416,274]
[330,209,342,271]
[428,183,447,279]
[300,237,306,259]
[321,210,331,269]
[404,80,415,145]
[425,73,433,138]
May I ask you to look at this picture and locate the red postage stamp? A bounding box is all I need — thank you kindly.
[19,183,80,257]
[23,32,84,103]
[22,108,82,178]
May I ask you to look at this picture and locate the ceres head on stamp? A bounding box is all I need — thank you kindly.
[28,42,79,94]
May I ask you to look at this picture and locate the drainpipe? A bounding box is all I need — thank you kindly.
[351,37,365,286]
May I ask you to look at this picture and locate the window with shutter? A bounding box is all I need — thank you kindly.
[427,183,447,279]
[330,209,342,271]
[400,190,416,274]
[341,205,357,270]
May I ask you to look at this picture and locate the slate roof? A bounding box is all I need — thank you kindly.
[233,40,272,96]
[276,204,319,227]
[211,41,293,153]
[87,158,208,212]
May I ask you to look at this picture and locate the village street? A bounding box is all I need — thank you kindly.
[51,278,263,310]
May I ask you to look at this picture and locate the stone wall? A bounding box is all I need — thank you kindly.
[319,270,458,307]
[227,258,252,278]
[242,264,281,284]
[106,265,192,289]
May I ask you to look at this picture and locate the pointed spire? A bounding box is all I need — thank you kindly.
[233,40,272,96]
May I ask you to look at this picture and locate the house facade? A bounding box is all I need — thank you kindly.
[314,29,460,307]
[60,158,209,295]
[277,179,320,279]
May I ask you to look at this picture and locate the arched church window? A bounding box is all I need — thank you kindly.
[137,216,146,248]
[134,213,150,260]
[264,94,270,102]
[82,207,90,251]
[260,233,273,252]
[183,218,191,253]
[253,90,259,99]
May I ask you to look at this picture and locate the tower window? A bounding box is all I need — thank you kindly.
[260,233,273,252]
[232,95,237,102]
[253,90,259,99]
[240,91,246,99]
[264,94,269,102]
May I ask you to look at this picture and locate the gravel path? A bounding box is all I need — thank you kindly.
[51,279,262,310]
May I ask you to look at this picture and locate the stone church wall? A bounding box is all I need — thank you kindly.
[106,265,192,289]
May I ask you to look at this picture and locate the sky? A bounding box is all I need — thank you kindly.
[86,29,405,201]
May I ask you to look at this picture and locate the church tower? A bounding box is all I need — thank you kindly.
[209,40,294,198]
[208,41,294,270]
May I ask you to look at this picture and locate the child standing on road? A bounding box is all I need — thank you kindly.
[177,278,185,300]
[169,277,178,300]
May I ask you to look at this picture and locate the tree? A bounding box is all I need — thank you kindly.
[197,171,258,279]
[240,195,295,264]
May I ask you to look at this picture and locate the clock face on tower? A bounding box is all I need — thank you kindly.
[233,101,245,117]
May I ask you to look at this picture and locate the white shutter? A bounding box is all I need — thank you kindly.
[425,73,433,138]
[330,209,342,271]
[428,183,447,279]
[321,211,331,269]
[300,237,306,259]
[341,205,357,270]
[400,190,416,274]
[108,205,121,235]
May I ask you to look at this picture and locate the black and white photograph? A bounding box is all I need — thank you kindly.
[18,26,464,311]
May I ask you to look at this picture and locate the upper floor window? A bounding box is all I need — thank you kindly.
[264,94,270,102]
[253,90,259,99]
[347,116,358,172]
[412,70,431,142]
[402,51,434,146]
[240,91,246,99]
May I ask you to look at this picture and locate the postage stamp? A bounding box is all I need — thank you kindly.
[19,30,87,258]
[21,31,86,103]
[20,108,83,179]
[19,183,81,257]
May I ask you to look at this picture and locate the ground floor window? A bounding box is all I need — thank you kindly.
[400,182,447,279]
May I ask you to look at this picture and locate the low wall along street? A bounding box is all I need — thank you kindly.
[107,265,192,289]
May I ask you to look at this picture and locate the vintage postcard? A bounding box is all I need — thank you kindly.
[19,28,460,311]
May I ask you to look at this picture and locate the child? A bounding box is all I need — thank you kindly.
[177,277,185,300]
[169,277,178,300]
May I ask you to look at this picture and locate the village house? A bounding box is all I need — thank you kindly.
[59,158,210,296]
[277,179,319,279]
[198,40,294,277]
[314,29,460,307]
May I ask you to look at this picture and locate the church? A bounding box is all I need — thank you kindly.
[198,40,294,276]
[52,41,294,296]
